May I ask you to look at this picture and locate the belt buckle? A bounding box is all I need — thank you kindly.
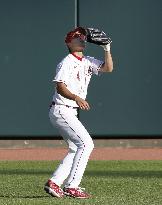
[65,105,77,109]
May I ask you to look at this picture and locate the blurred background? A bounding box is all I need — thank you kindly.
[0,0,162,142]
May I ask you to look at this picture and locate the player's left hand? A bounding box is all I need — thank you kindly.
[86,27,112,46]
[100,43,112,52]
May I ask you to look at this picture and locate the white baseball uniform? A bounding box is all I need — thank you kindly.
[49,53,103,188]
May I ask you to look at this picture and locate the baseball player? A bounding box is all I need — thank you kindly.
[44,27,113,199]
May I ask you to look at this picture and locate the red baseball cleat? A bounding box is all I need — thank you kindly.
[44,180,64,198]
[63,187,91,199]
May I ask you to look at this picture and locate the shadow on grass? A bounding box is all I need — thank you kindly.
[85,170,162,178]
[0,195,50,199]
[0,169,162,178]
[0,169,51,175]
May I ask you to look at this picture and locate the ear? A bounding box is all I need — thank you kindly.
[67,42,72,47]
[66,44,72,53]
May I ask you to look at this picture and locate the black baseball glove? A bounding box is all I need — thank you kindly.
[86,28,112,45]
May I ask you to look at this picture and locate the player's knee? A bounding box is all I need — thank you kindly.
[69,145,77,153]
[84,139,94,153]
[89,140,94,152]
[75,134,94,152]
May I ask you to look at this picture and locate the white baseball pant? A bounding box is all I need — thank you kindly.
[49,104,94,188]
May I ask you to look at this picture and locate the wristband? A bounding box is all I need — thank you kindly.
[102,44,110,52]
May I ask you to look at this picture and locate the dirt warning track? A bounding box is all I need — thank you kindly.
[0,147,162,160]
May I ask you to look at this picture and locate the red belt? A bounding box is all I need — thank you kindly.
[50,101,78,109]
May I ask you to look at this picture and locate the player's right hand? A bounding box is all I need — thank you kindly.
[75,96,90,110]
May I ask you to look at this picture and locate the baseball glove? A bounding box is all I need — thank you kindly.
[86,28,112,45]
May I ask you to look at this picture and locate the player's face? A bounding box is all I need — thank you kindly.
[68,36,86,52]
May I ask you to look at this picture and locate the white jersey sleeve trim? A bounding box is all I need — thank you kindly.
[52,61,70,86]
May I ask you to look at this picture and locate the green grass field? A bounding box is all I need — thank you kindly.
[0,161,162,205]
